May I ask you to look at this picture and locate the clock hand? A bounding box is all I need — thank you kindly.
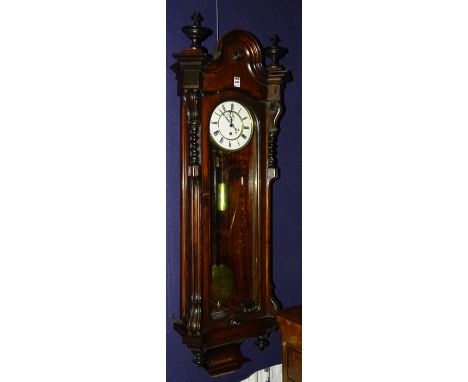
[229,112,239,130]
[229,112,237,131]
[229,112,238,131]
[221,112,232,126]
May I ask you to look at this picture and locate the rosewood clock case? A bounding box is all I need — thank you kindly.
[172,13,290,376]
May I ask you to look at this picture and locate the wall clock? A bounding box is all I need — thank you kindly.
[171,12,291,376]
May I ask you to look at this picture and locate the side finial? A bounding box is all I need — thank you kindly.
[182,12,213,50]
[264,34,288,67]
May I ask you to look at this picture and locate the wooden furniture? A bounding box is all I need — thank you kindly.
[276,306,302,382]
[171,12,291,376]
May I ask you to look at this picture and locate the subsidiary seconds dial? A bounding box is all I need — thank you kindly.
[209,101,253,152]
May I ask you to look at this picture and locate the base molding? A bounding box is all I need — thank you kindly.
[193,342,249,376]
[175,316,277,376]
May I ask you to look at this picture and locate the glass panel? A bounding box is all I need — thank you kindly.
[210,128,258,320]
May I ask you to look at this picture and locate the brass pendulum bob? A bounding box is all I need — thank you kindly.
[216,153,229,212]
[216,182,229,211]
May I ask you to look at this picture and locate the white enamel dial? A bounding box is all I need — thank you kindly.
[209,101,253,152]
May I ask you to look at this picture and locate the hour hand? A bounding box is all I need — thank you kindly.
[229,113,237,130]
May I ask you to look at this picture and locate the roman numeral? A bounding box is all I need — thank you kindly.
[231,103,234,110]
[244,126,250,129]
[242,117,247,120]
[229,141,231,148]
[213,130,220,136]
[241,133,247,139]
[222,104,226,111]
[211,121,217,124]
[220,137,224,144]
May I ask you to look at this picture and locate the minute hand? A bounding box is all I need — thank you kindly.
[221,111,233,126]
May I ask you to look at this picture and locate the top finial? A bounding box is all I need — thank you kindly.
[271,34,280,46]
[191,11,203,26]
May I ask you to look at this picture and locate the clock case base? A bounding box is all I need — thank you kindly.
[174,316,277,376]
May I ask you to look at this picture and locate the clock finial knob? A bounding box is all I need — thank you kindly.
[182,12,213,50]
[191,11,203,26]
[264,34,288,68]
